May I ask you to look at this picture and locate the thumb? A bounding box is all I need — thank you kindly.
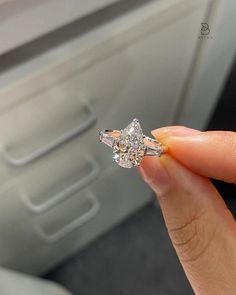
[138,155,236,295]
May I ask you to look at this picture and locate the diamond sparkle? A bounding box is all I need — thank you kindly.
[112,118,145,168]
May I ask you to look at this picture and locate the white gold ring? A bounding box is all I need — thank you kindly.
[99,118,167,168]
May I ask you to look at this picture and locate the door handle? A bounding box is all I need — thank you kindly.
[21,156,99,214]
[1,100,96,166]
[35,190,100,243]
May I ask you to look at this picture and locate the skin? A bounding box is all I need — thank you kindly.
[138,126,236,295]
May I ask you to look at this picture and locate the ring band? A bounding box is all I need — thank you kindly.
[99,118,167,168]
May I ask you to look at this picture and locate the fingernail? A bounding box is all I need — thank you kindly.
[138,157,170,197]
[151,126,201,140]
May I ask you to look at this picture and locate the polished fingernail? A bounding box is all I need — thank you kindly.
[151,126,201,140]
[138,157,170,197]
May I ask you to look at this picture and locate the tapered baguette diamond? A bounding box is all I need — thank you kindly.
[112,118,145,168]
[99,131,115,148]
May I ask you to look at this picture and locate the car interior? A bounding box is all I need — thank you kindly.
[0,0,235,294]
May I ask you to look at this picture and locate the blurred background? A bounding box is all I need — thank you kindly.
[0,0,235,294]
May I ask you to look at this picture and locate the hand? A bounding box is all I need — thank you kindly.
[138,126,236,295]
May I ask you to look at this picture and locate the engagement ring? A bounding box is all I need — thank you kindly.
[99,118,167,168]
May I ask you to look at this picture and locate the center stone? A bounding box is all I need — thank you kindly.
[112,118,145,168]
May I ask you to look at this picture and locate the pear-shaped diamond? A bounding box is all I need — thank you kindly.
[113,119,145,168]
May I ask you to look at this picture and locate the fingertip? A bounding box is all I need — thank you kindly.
[151,126,201,141]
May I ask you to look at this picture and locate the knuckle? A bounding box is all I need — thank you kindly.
[218,131,236,182]
[222,131,236,154]
[216,131,236,157]
[220,131,236,144]
[167,212,216,264]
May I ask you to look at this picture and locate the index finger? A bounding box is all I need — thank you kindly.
[151,127,236,184]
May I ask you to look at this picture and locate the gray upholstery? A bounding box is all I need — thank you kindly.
[0,268,71,295]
